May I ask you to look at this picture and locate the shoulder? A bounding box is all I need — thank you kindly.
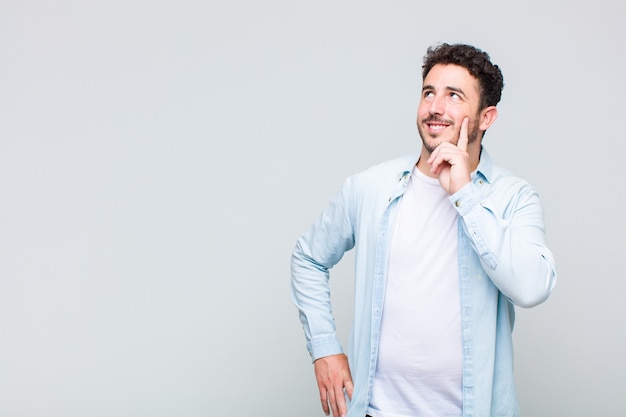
[480,148,531,185]
[480,151,540,202]
[349,154,419,185]
[332,154,418,210]
[491,162,534,189]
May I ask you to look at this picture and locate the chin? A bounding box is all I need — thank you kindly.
[421,139,439,153]
[422,135,455,152]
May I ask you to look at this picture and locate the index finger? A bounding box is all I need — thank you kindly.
[457,117,469,151]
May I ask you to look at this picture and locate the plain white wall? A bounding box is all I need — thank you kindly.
[1,1,624,416]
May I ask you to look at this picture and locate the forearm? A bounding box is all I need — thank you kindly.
[291,181,356,360]
[452,181,557,307]
[291,241,344,360]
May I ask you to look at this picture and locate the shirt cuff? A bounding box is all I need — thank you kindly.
[449,181,482,216]
[308,336,343,362]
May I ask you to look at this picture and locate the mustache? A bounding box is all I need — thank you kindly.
[422,115,454,124]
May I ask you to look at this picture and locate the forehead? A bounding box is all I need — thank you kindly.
[423,64,480,96]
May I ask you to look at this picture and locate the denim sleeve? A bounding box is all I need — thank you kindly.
[450,179,557,308]
[291,177,356,361]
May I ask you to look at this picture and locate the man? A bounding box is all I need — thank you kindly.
[291,43,557,417]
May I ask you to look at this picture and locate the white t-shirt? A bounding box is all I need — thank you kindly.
[367,167,462,417]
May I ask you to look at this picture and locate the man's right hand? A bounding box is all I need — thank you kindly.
[313,353,354,417]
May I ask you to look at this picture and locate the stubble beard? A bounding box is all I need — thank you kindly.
[417,116,481,153]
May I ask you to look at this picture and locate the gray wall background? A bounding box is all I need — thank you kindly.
[1,1,624,416]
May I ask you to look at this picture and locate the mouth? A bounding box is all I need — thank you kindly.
[427,122,449,131]
[424,118,452,134]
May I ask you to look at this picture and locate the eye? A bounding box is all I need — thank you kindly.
[450,92,460,100]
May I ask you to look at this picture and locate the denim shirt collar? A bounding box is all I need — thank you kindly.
[475,147,495,184]
[393,147,495,198]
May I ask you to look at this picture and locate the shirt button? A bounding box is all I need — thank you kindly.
[479,179,483,184]
[455,200,461,207]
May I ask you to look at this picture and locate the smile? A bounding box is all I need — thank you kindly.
[426,122,449,132]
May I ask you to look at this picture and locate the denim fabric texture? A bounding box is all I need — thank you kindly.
[291,148,557,417]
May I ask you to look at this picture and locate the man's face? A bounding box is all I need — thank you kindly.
[416,64,483,153]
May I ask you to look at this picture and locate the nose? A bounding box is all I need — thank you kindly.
[428,95,445,115]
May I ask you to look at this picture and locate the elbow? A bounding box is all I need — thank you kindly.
[513,290,550,309]
[510,269,557,309]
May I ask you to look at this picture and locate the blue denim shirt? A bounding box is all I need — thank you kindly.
[291,148,557,417]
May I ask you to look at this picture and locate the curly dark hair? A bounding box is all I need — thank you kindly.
[422,43,504,110]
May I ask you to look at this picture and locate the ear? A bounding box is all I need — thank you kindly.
[479,106,498,131]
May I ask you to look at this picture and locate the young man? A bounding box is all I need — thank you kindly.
[291,43,557,417]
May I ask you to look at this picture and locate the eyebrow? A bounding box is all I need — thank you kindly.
[422,84,467,97]
[447,86,466,96]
